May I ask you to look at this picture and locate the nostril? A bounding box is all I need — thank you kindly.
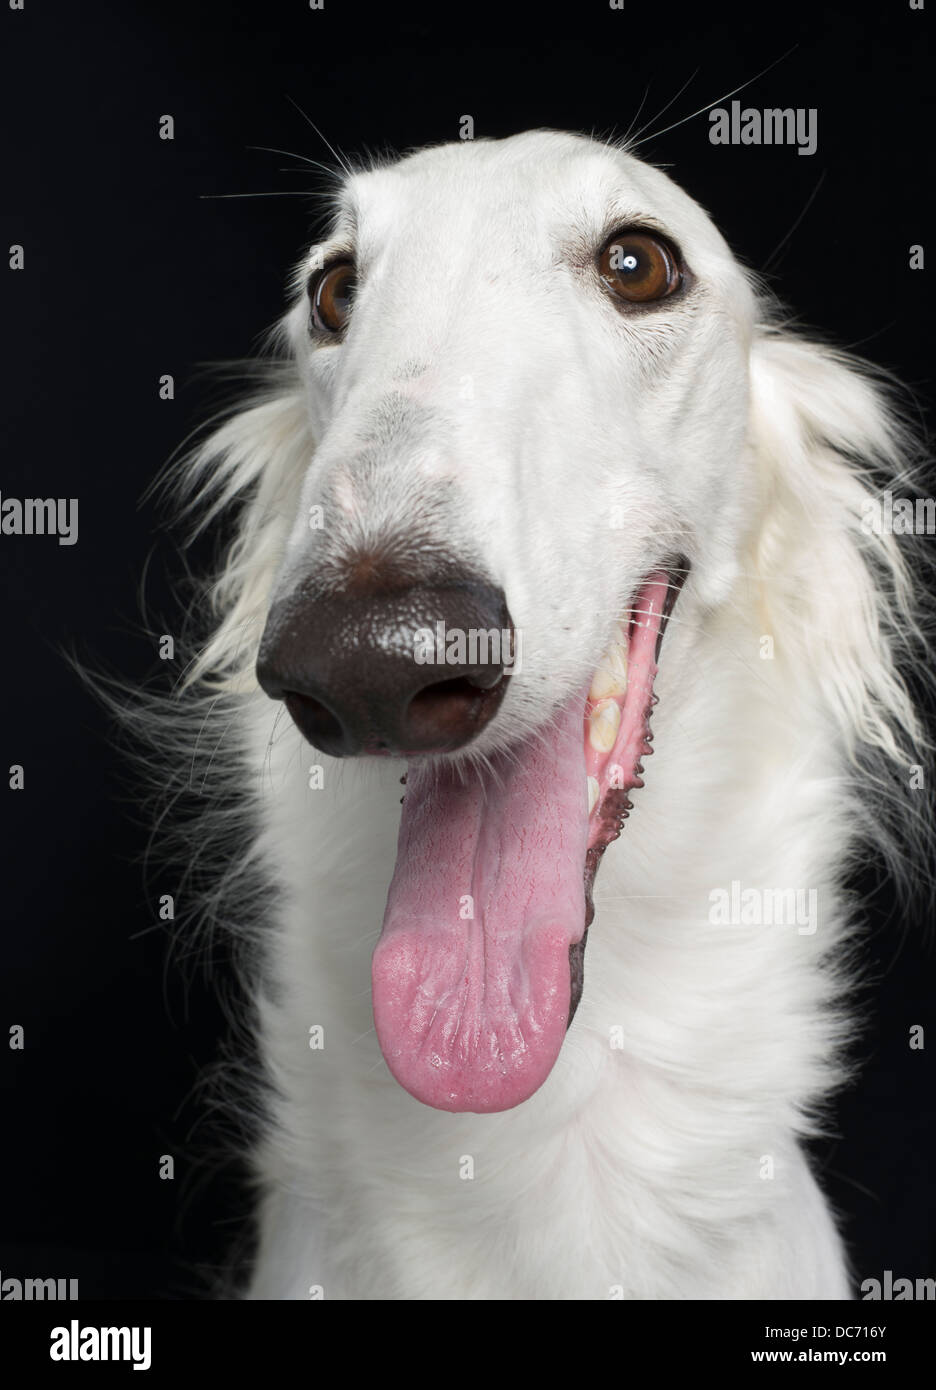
[406,675,505,747]
[285,691,345,750]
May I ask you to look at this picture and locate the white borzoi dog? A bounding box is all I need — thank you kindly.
[159,130,929,1299]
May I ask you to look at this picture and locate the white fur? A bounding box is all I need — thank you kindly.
[161,132,930,1300]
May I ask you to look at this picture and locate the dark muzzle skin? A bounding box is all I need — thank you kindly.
[256,571,514,758]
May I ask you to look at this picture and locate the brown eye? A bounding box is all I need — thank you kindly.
[598,232,681,304]
[310,261,356,333]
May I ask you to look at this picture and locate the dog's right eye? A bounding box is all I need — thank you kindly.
[598,232,681,305]
[309,261,356,334]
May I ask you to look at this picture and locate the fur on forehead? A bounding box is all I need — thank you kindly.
[292,130,754,315]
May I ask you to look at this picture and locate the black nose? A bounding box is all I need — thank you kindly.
[256,576,514,757]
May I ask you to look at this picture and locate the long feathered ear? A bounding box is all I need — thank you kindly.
[86,374,317,952]
[747,326,934,899]
[158,374,314,693]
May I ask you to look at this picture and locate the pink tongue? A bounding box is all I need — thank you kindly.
[372,573,672,1114]
[372,696,589,1113]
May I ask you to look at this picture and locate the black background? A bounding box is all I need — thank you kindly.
[0,0,932,1300]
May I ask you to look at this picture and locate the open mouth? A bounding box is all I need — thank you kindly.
[372,563,686,1112]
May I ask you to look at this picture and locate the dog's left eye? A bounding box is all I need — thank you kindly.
[309,261,357,334]
[598,232,681,304]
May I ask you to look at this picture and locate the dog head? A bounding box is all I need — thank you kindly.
[191,131,916,1113]
[257,131,756,761]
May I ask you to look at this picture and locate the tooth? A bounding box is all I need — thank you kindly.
[587,776,599,814]
[589,632,629,702]
[589,698,621,754]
